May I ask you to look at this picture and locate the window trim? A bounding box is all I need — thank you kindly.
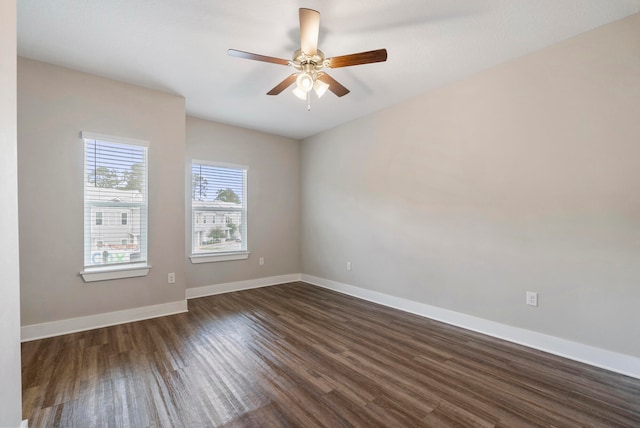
[81,131,150,280]
[190,159,248,263]
[81,131,149,148]
[189,251,249,264]
[80,263,151,282]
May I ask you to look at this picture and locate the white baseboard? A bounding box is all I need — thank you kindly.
[21,420,28,428]
[20,273,302,341]
[185,273,301,299]
[20,273,640,380]
[21,300,188,342]
[301,274,640,380]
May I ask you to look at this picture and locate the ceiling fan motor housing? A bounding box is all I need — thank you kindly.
[292,49,326,71]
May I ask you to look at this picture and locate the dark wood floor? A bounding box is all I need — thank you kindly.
[22,282,640,427]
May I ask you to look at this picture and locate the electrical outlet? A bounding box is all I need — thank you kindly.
[346,261,352,271]
[168,273,175,284]
[526,291,538,307]
[259,257,264,266]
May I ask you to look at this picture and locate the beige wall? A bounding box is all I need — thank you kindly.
[301,14,640,357]
[185,117,300,288]
[18,58,186,326]
[0,2,23,426]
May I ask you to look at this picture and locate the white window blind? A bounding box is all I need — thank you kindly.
[83,133,148,269]
[191,161,247,255]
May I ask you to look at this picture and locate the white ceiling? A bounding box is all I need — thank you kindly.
[17,1,640,140]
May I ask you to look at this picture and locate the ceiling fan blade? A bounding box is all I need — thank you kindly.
[227,49,290,66]
[317,73,350,97]
[267,74,298,95]
[299,8,320,55]
[327,49,388,68]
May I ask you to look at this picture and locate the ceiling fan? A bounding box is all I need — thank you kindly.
[228,8,387,108]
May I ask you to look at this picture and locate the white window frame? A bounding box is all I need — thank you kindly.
[190,160,249,264]
[80,131,151,282]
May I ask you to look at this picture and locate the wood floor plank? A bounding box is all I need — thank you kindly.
[22,282,640,427]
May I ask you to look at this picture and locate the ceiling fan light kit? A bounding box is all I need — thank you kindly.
[228,8,388,110]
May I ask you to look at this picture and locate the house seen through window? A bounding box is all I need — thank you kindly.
[83,133,148,268]
[192,162,247,255]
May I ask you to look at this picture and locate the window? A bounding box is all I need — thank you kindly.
[191,161,247,262]
[82,132,148,276]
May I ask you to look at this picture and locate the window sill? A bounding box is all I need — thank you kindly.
[80,264,151,282]
[190,251,249,264]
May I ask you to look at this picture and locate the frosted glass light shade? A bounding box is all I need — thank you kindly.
[292,86,308,100]
[296,72,313,92]
[313,79,329,98]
